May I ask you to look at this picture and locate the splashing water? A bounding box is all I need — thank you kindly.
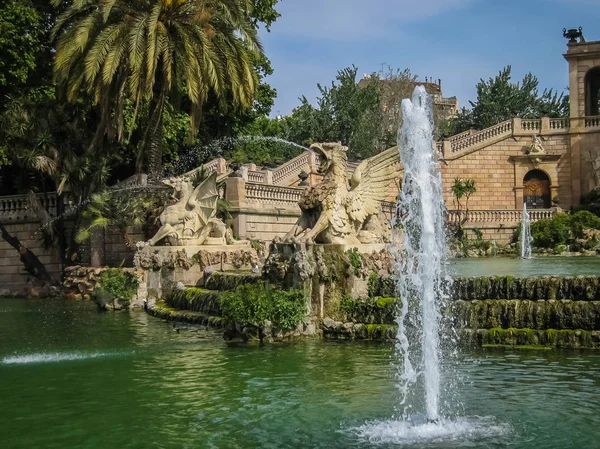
[172,135,309,174]
[356,86,510,445]
[394,86,450,423]
[521,203,533,259]
[2,351,117,365]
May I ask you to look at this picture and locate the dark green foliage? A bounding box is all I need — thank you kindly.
[94,269,137,306]
[219,281,306,330]
[339,295,397,324]
[0,1,43,91]
[531,211,600,248]
[346,248,363,276]
[446,66,569,136]
[367,275,397,298]
[279,66,385,161]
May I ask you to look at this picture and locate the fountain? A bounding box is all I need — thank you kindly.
[521,203,533,259]
[394,86,449,423]
[357,87,511,444]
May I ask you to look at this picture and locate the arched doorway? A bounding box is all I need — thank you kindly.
[585,67,600,116]
[523,170,551,209]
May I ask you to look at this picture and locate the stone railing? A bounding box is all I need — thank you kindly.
[272,151,313,185]
[447,129,475,142]
[204,158,227,174]
[447,208,556,225]
[520,119,541,131]
[442,116,582,160]
[248,170,267,184]
[0,193,58,222]
[245,183,304,209]
[549,117,569,130]
[585,116,600,128]
[449,120,513,155]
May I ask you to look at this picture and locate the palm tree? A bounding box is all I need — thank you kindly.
[52,0,261,180]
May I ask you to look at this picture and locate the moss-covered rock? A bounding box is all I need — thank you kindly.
[148,301,225,327]
[204,272,261,291]
[471,327,600,349]
[167,288,222,315]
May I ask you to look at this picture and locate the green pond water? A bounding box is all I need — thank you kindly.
[2,298,600,449]
[450,256,600,277]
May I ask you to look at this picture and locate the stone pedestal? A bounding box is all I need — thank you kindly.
[135,243,257,306]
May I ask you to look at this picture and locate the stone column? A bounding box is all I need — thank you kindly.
[265,170,273,185]
[225,177,248,239]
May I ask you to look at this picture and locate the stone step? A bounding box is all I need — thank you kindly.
[204,271,262,291]
[148,301,225,328]
[461,328,600,349]
[167,288,222,315]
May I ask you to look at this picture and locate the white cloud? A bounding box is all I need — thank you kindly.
[270,0,475,40]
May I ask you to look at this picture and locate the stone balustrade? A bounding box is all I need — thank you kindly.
[449,120,513,155]
[245,183,304,208]
[520,119,541,131]
[585,116,600,128]
[272,151,313,185]
[0,193,58,222]
[549,117,569,129]
[447,208,556,224]
[248,171,267,184]
[442,115,600,160]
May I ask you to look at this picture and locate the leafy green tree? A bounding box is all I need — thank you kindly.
[0,1,44,94]
[52,0,262,179]
[1,95,109,264]
[280,66,384,161]
[446,66,568,136]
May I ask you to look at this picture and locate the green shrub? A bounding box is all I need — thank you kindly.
[339,295,397,324]
[219,281,306,330]
[94,269,138,307]
[531,211,600,248]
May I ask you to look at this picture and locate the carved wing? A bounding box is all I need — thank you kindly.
[188,172,220,226]
[346,146,401,224]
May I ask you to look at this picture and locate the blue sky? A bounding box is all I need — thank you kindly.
[259,0,600,117]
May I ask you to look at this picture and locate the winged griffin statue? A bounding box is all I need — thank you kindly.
[284,142,400,245]
[148,172,229,246]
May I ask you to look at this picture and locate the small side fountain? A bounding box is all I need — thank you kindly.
[521,203,533,259]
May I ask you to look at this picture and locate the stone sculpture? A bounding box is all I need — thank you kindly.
[528,136,546,155]
[148,172,229,246]
[593,152,600,189]
[284,142,399,244]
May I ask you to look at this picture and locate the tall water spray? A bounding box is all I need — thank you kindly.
[521,203,533,259]
[395,86,449,423]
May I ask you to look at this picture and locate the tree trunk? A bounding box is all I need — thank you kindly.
[143,88,166,183]
[0,222,57,285]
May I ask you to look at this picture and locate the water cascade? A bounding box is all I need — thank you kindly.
[521,203,533,259]
[394,86,449,423]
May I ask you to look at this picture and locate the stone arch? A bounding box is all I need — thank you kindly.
[585,67,600,116]
[523,169,551,209]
